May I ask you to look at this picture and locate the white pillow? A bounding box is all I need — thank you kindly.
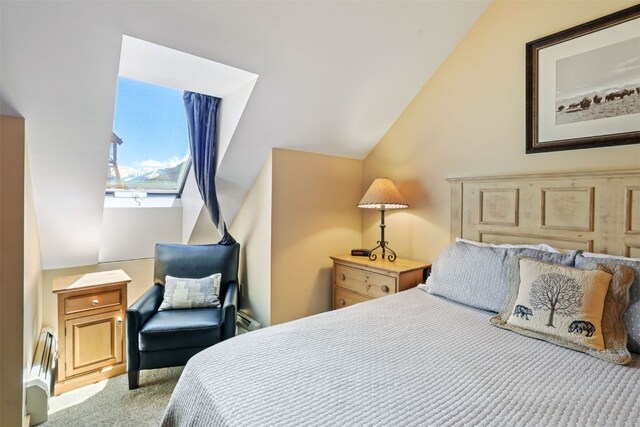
[581,252,640,262]
[456,238,562,253]
[158,273,222,311]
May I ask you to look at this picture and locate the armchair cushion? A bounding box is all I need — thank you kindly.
[158,273,222,311]
[139,308,223,352]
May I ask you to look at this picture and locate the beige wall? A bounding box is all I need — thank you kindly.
[224,149,363,326]
[271,149,362,325]
[228,154,273,327]
[24,144,43,418]
[1,115,25,426]
[362,0,640,264]
[41,258,154,335]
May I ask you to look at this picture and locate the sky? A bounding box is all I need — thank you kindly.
[556,36,640,101]
[112,77,190,170]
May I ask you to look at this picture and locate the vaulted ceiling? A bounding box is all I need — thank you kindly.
[0,0,490,269]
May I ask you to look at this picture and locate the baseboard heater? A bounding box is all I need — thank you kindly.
[237,311,261,335]
[26,327,57,426]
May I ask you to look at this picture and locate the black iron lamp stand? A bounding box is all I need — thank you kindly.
[368,209,397,262]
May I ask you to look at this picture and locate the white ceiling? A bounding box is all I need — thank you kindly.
[0,0,490,269]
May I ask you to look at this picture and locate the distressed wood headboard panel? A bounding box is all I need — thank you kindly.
[447,170,640,257]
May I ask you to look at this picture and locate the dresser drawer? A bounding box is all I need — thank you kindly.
[334,264,396,298]
[65,289,123,315]
[334,287,371,309]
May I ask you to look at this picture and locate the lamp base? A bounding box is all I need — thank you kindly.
[367,209,398,262]
[368,241,398,262]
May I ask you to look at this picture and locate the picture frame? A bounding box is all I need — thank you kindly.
[526,5,640,153]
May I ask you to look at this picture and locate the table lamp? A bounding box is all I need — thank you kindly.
[357,178,408,262]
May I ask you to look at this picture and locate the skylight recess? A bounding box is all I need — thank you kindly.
[107,77,190,195]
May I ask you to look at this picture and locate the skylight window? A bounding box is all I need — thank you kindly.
[107,77,190,195]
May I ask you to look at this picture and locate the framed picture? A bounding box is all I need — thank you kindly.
[526,5,640,153]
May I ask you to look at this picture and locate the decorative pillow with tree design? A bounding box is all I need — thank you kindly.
[491,256,635,364]
[507,258,610,349]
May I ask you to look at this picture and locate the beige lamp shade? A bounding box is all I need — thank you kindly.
[357,178,408,210]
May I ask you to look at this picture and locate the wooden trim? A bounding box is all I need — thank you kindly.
[450,180,463,242]
[625,187,640,235]
[540,187,594,232]
[449,170,639,256]
[447,169,640,183]
[625,243,640,258]
[0,115,25,427]
[479,188,519,226]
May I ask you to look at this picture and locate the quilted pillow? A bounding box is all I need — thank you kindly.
[426,241,577,312]
[576,253,640,353]
[491,257,634,364]
[455,238,563,253]
[158,273,222,311]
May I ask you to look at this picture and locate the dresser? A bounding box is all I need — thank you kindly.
[52,269,131,395]
[330,255,431,309]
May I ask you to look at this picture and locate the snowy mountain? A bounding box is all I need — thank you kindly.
[107,160,189,191]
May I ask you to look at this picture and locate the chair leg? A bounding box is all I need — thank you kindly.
[128,370,139,390]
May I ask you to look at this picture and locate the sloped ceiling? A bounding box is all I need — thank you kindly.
[0,0,490,269]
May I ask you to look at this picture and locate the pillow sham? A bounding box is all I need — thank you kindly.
[576,253,640,354]
[455,238,562,253]
[426,241,577,312]
[490,257,634,364]
[158,273,222,311]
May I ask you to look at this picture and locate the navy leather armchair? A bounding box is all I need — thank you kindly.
[126,243,240,389]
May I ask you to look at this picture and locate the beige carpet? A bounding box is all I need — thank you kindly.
[42,367,183,427]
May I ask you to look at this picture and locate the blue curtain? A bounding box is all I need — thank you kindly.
[183,91,236,245]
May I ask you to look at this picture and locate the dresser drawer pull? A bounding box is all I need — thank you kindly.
[91,298,100,306]
[340,274,346,281]
[381,285,390,293]
[339,298,346,306]
[116,317,123,323]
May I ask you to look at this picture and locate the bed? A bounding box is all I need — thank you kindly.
[162,170,640,426]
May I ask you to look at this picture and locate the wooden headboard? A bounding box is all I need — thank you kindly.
[447,170,640,257]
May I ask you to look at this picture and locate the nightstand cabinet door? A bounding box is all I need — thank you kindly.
[64,309,124,378]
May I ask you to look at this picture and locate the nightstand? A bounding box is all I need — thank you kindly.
[52,269,131,395]
[330,255,431,309]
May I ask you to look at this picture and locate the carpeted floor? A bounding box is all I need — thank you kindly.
[42,367,183,427]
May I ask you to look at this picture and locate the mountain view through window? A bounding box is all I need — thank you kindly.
[107,77,190,195]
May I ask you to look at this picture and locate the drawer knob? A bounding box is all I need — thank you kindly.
[339,298,345,306]
[91,298,100,306]
[381,285,390,293]
[116,317,123,323]
[340,274,346,281]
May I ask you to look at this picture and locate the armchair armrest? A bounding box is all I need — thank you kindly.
[221,281,238,340]
[126,284,163,371]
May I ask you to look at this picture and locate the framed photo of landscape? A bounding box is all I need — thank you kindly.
[526,5,640,153]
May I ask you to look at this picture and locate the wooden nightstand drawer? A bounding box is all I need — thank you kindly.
[331,255,430,310]
[334,287,371,309]
[65,289,122,314]
[334,264,396,298]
